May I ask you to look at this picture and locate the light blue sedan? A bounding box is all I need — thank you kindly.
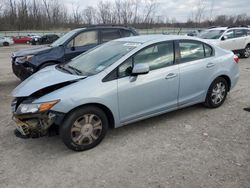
[11,35,240,151]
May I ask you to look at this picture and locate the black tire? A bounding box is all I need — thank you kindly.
[240,45,250,58]
[3,42,9,46]
[60,106,108,151]
[38,62,56,70]
[204,77,228,108]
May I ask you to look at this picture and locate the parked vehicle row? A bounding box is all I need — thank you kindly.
[0,34,60,45]
[31,34,59,45]
[11,29,240,151]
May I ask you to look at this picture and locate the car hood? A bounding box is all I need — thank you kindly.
[12,66,86,97]
[13,46,54,57]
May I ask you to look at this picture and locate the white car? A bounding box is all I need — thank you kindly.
[199,27,250,58]
[0,36,14,46]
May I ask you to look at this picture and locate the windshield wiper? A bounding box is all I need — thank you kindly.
[57,64,73,74]
[67,65,82,75]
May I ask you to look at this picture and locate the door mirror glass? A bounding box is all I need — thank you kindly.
[131,63,149,76]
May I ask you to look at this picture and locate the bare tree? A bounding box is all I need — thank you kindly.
[83,6,96,25]
[193,0,206,26]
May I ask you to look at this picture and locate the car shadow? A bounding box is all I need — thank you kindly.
[14,104,207,156]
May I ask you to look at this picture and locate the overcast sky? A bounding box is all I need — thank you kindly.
[64,0,250,22]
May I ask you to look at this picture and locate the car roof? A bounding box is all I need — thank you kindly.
[209,27,250,31]
[115,34,204,44]
[208,27,227,31]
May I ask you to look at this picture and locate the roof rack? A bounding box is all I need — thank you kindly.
[84,24,130,28]
[227,25,249,29]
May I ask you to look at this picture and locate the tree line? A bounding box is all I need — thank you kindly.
[0,0,250,31]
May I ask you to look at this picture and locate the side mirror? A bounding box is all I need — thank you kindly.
[221,36,227,41]
[131,64,149,76]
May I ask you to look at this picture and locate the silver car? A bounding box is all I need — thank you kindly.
[11,35,240,151]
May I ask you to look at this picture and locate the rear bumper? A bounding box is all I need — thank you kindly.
[231,72,240,90]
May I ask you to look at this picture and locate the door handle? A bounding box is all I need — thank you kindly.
[206,63,215,68]
[165,73,177,79]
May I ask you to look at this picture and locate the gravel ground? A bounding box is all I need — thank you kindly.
[0,45,249,188]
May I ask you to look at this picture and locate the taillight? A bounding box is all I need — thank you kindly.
[234,55,239,64]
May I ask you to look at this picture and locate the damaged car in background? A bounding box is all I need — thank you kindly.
[11,25,138,81]
[11,35,239,151]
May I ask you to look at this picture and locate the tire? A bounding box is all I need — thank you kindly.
[204,77,228,108]
[3,42,9,46]
[60,106,108,151]
[240,45,250,58]
[38,62,56,70]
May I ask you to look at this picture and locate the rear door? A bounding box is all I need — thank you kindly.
[177,40,215,106]
[117,41,179,123]
[64,30,99,62]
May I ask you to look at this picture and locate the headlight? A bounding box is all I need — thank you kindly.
[16,100,59,114]
[16,55,34,63]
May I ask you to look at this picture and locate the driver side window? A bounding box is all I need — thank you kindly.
[224,30,234,39]
[118,42,174,78]
[67,31,98,48]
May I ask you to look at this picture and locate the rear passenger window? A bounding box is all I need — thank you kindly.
[204,44,213,57]
[121,30,134,37]
[101,29,121,43]
[179,41,204,63]
[235,29,247,38]
[247,30,250,36]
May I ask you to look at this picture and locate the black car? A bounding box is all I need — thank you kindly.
[12,25,138,80]
[31,34,59,45]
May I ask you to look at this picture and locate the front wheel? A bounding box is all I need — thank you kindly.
[60,106,108,151]
[204,77,228,108]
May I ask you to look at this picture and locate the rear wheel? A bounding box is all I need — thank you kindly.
[204,77,228,108]
[60,106,108,151]
[240,45,250,58]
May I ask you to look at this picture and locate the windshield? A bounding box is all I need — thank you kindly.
[50,30,78,47]
[62,41,141,76]
[199,30,225,39]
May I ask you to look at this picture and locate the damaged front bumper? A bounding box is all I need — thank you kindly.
[12,99,65,138]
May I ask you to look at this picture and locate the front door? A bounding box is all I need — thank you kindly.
[117,41,179,123]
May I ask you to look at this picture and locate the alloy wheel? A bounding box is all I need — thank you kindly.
[211,82,226,105]
[244,46,250,57]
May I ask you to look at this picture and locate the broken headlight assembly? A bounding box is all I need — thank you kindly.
[16,100,60,114]
[15,55,34,63]
[14,100,60,138]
